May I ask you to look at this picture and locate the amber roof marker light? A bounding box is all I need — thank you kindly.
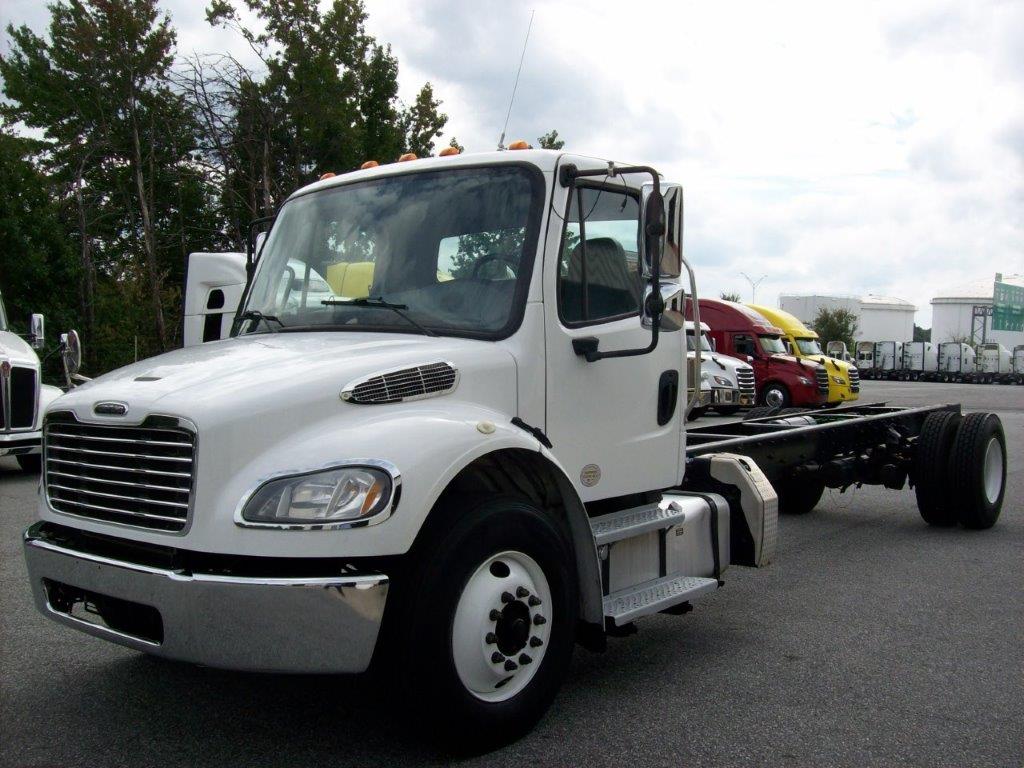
[507,140,531,150]
[360,160,379,169]
[319,172,336,180]
[398,153,417,162]
[438,146,460,157]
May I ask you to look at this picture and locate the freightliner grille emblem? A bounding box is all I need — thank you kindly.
[93,401,128,416]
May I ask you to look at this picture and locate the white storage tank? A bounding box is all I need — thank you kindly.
[930,274,1024,348]
[779,294,916,342]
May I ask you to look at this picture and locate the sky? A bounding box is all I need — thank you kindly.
[3,0,1023,327]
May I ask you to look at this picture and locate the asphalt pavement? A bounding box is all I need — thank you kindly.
[1,380,1021,767]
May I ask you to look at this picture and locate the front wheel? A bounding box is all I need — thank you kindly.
[760,382,791,409]
[394,499,577,750]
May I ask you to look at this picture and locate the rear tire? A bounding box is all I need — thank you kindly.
[16,454,42,474]
[774,477,825,515]
[950,413,1006,530]
[913,411,961,526]
[744,405,779,420]
[392,498,577,751]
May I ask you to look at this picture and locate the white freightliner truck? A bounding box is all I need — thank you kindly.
[0,289,63,472]
[976,342,1012,384]
[1013,345,1024,384]
[23,150,1008,748]
[686,321,755,417]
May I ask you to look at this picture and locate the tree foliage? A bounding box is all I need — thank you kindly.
[720,291,741,302]
[811,307,859,353]
[913,324,931,342]
[0,0,450,376]
[537,130,564,149]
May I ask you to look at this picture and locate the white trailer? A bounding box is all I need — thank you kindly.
[901,341,938,381]
[21,149,1007,750]
[938,342,977,382]
[1013,345,1024,385]
[874,341,905,378]
[976,342,1012,384]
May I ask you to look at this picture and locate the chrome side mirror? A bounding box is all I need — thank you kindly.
[60,330,85,387]
[643,282,685,330]
[29,314,44,349]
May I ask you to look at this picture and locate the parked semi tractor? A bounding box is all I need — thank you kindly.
[873,341,904,379]
[825,341,855,365]
[686,321,755,417]
[23,150,1007,749]
[976,342,1012,384]
[1013,345,1024,384]
[938,342,977,382]
[901,341,938,381]
[0,289,64,472]
[856,341,876,378]
[685,298,829,408]
[747,304,860,406]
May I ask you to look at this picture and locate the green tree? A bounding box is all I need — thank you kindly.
[913,324,931,342]
[720,291,741,302]
[811,307,859,353]
[447,136,465,153]
[537,130,564,149]
[402,82,447,157]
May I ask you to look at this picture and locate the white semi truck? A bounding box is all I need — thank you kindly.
[1013,345,1024,385]
[976,342,1012,384]
[855,341,876,378]
[0,289,63,472]
[22,150,1007,749]
[938,342,977,382]
[686,321,755,417]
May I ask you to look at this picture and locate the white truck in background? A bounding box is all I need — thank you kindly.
[22,149,1008,750]
[900,341,938,381]
[976,342,1012,384]
[873,341,904,379]
[0,289,63,472]
[1012,345,1024,385]
[686,321,755,417]
[825,341,855,365]
[855,341,876,378]
[938,342,977,383]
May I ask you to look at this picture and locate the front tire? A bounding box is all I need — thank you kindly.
[761,382,791,409]
[395,498,577,750]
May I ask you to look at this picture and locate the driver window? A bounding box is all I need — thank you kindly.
[734,334,755,356]
[558,186,641,325]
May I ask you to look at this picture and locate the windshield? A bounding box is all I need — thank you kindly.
[795,337,823,355]
[240,165,542,338]
[686,330,712,352]
[759,335,787,355]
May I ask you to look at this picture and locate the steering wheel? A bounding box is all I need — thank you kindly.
[470,254,519,280]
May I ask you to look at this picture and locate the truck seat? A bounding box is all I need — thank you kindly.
[325,261,374,298]
[561,237,641,322]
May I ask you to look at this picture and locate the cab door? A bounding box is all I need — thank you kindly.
[543,169,685,501]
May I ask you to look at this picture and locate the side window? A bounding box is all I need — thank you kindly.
[734,334,755,356]
[558,186,641,324]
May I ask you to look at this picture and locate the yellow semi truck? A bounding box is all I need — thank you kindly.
[747,304,860,406]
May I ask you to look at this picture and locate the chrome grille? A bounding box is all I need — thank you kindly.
[1,364,37,431]
[342,362,458,404]
[44,417,194,532]
[814,367,830,394]
[848,367,860,393]
[736,367,756,397]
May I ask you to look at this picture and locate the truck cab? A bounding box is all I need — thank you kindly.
[977,342,1011,384]
[685,321,755,416]
[747,304,859,406]
[938,341,976,382]
[0,289,62,471]
[687,298,828,409]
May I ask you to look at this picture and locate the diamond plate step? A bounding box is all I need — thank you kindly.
[603,574,719,626]
[591,502,686,546]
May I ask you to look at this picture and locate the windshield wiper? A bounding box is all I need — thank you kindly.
[237,310,285,333]
[321,296,437,337]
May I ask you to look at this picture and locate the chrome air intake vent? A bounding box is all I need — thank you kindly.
[736,367,756,397]
[341,361,459,404]
[814,367,830,395]
[848,367,860,392]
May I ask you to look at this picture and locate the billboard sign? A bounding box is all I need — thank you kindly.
[992,280,1024,332]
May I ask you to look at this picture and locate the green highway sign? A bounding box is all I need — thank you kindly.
[992,280,1024,332]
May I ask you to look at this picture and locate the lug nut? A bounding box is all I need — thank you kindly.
[516,586,530,598]
[519,653,532,665]
[533,614,547,626]
[501,591,515,604]
[485,632,497,645]
[489,609,502,621]
[528,595,542,607]
[491,652,505,664]
[530,636,543,648]
[504,659,518,672]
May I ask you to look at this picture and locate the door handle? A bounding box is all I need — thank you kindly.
[657,370,679,425]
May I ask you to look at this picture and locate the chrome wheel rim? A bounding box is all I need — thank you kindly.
[983,437,1004,505]
[765,388,784,408]
[452,550,552,703]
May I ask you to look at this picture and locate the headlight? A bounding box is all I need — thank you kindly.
[240,465,395,527]
[798,376,811,385]
[713,375,732,387]
[701,370,710,381]
[832,375,845,385]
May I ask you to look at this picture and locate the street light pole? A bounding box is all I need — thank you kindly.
[740,272,767,304]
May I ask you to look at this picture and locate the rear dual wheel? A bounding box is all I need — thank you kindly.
[914,411,1006,529]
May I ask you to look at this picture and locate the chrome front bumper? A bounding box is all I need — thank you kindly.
[0,430,40,456]
[711,387,754,406]
[23,524,388,673]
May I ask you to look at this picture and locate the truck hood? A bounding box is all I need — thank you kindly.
[50,332,518,429]
[804,354,853,374]
[0,329,39,366]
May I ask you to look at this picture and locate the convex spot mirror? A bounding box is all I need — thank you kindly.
[61,329,82,380]
[29,313,44,349]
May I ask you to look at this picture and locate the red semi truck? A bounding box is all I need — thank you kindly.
[687,298,829,409]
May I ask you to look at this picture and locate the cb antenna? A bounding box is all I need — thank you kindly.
[498,9,535,150]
